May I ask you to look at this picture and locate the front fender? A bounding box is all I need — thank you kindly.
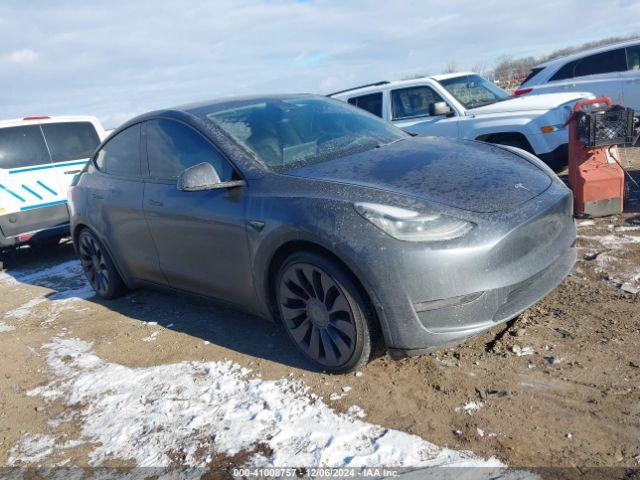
[245,188,395,345]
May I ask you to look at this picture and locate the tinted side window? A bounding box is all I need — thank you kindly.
[41,122,101,162]
[550,60,578,81]
[0,125,51,169]
[574,49,626,77]
[146,119,233,181]
[627,45,640,71]
[551,49,627,81]
[347,93,383,117]
[95,124,141,178]
[391,86,445,120]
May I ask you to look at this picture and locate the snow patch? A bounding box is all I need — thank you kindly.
[7,434,57,465]
[0,321,16,333]
[25,336,506,469]
[1,261,95,325]
[576,220,595,227]
[456,402,483,414]
[578,229,640,288]
[142,331,159,343]
[346,405,367,419]
[3,260,94,301]
[5,298,46,320]
[511,345,534,357]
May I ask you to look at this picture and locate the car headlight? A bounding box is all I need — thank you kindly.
[354,202,474,242]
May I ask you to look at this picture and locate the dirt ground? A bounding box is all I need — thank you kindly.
[1,149,639,473]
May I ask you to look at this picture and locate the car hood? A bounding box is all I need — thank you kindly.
[284,136,552,213]
[468,92,590,115]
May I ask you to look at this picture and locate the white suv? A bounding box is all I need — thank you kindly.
[0,116,107,252]
[515,40,640,111]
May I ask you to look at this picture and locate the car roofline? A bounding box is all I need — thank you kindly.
[535,39,640,68]
[108,94,320,135]
[0,115,102,128]
[328,72,479,98]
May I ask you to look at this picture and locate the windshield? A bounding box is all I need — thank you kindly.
[438,74,511,109]
[205,97,407,171]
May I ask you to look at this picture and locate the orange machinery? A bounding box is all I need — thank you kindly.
[566,97,626,217]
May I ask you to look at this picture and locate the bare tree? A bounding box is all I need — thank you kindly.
[441,61,458,74]
[470,60,488,76]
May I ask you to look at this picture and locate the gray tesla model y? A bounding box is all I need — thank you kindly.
[68,94,576,373]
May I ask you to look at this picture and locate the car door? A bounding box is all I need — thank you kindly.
[40,121,102,202]
[622,44,640,110]
[90,123,163,284]
[389,85,459,137]
[142,118,253,305]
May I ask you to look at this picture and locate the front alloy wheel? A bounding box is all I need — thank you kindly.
[277,253,378,372]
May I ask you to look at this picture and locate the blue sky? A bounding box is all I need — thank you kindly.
[1,0,639,127]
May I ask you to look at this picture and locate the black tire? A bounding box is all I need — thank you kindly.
[77,228,127,299]
[275,251,380,373]
[491,135,532,153]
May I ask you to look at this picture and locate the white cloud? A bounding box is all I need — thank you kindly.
[0,0,638,127]
[4,48,38,64]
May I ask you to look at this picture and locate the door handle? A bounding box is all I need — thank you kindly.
[148,199,163,207]
[64,169,82,175]
[92,193,104,200]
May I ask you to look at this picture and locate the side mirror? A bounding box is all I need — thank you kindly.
[177,162,245,192]
[430,101,454,117]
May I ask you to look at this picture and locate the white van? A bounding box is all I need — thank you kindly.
[0,116,106,251]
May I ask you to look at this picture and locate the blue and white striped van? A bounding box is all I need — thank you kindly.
[0,115,106,250]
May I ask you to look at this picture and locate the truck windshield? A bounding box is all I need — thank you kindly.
[438,74,511,109]
[205,97,407,172]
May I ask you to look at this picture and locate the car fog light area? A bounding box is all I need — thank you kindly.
[354,202,474,242]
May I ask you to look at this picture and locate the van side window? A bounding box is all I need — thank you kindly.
[95,124,141,178]
[347,93,383,118]
[627,45,640,71]
[391,86,445,120]
[551,49,627,81]
[146,119,233,181]
[0,125,50,169]
[41,122,101,162]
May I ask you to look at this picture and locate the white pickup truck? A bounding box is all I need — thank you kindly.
[330,72,593,170]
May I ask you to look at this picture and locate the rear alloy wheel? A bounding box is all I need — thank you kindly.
[78,229,126,299]
[276,252,378,373]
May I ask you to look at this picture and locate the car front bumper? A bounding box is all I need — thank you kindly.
[387,243,575,358]
[346,180,576,355]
